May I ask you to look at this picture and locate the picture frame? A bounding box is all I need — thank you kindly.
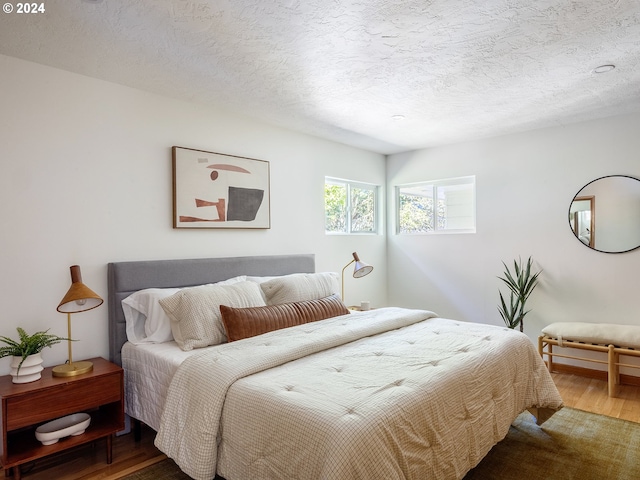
[172,146,271,229]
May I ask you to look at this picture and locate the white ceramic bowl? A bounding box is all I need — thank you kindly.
[35,413,91,445]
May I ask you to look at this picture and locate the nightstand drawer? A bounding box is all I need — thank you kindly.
[6,374,121,431]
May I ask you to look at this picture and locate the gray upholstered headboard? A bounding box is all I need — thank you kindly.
[107,254,315,366]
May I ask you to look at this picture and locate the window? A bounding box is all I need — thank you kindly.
[325,178,378,234]
[396,176,476,234]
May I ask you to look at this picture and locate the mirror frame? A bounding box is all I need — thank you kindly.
[568,175,640,254]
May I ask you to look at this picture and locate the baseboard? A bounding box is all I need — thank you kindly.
[550,363,640,387]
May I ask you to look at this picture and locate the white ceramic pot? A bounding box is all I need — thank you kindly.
[35,413,91,445]
[10,353,44,383]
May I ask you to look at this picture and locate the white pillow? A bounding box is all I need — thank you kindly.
[260,272,340,305]
[159,280,265,351]
[123,288,180,344]
[246,275,279,283]
[122,275,248,345]
[246,275,281,301]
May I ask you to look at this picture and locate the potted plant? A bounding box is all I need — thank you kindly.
[0,328,69,383]
[497,256,541,332]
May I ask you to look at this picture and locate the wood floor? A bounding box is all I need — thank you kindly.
[550,372,640,422]
[12,372,640,480]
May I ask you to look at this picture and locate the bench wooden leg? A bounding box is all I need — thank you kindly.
[538,335,543,356]
[538,336,553,372]
[608,345,619,397]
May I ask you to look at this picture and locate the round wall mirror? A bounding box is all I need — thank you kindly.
[568,175,640,253]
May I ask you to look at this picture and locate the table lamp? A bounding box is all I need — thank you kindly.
[54,265,103,377]
[341,252,374,301]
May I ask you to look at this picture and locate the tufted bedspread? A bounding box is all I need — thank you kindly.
[155,307,563,480]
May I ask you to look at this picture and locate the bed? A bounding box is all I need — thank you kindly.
[108,254,563,480]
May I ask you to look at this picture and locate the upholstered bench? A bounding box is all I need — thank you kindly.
[538,322,640,397]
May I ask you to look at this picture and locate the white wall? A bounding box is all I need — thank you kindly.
[386,114,640,353]
[0,54,386,374]
[4,52,638,378]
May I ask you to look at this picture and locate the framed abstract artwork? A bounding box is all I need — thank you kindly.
[172,146,271,229]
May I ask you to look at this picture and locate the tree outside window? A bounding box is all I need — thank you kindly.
[325,178,378,234]
[396,176,475,234]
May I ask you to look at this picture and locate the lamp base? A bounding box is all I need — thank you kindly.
[52,360,93,378]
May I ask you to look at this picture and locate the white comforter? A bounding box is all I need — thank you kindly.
[155,308,563,480]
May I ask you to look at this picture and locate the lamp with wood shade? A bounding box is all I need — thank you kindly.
[341,252,374,301]
[54,265,103,377]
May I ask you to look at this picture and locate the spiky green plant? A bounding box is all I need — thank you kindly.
[497,257,541,332]
[0,328,69,374]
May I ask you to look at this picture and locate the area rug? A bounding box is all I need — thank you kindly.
[122,407,640,480]
[464,406,640,479]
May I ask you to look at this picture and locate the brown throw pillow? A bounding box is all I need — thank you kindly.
[220,294,349,342]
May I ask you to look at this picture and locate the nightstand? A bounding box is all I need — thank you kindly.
[0,357,124,480]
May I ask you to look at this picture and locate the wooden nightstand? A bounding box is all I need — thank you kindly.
[0,357,124,479]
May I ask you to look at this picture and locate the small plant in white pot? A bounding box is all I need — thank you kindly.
[0,328,69,383]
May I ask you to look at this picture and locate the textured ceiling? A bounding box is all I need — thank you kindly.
[1,0,639,154]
